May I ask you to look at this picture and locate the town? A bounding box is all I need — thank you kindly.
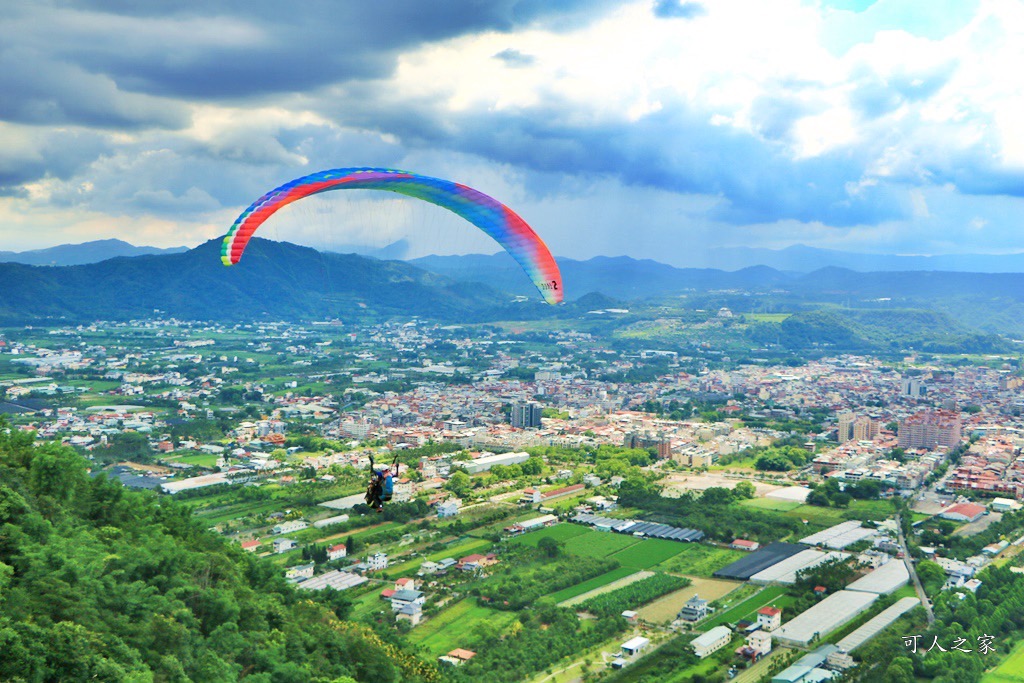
[2,316,1023,683]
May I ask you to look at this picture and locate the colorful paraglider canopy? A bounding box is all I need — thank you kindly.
[221,167,562,304]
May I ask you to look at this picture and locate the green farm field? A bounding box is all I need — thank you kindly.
[657,543,747,578]
[702,584,789,628]
[982,638,1024,683]
[563,530,641,558]
[509,523,590,548]
[610,538,688,569]
[547,567,638,603]
[408,599,517,657]
[739,497,803,512]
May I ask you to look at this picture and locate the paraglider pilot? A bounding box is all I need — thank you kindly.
[365,455,398,513]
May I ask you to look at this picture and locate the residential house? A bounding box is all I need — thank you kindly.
[273,538,297,554]
[327,543,347,561]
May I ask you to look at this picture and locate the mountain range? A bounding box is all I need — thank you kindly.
[0,238,187,266]
[696,243,1024,273]
[1,239,1024,336]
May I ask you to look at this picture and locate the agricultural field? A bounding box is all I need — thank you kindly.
[386,537,492,576]
[407,599,517,657]
[509,523,590,548]
[167,453,219,468]
[563,530,642,558]
[702,584,789,629]
[610,539,688,570]
[982,638,1024,683]
[746,313,792,323]
[739,497,803,512]
[547,567,638,603]
[637,576,743,624]
[781,499,894,530]
[657,543,747,578]
[560,571,654,607]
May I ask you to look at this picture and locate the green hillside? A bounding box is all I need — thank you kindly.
[0,421,438,683]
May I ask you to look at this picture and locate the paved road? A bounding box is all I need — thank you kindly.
[896,513,934,626]
[731,648,786,683]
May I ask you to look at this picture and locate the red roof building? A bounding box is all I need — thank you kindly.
[940,502,987,523]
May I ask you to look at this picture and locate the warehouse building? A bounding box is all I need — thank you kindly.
[836,597,920,652]
[845,559,909,595]
[714,542,809,581]
[800,521,878,550]
[774,590,878,647]
[749,549,848,585]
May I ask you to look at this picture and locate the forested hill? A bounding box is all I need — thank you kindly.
[0,238,508,324]
[0,422,438,683]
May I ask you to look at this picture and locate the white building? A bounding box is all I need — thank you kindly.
[327,543,347,561]
[746,630,772,656]
[367,552,388,571]
[437,499,461,518]
[273,538,297,554]
[756,606,782,632]
[461,451,530,474]
[691,626,732,658]
[272,520,308,535]
[621,636,650,657]
[285,563,315,581]
[313,514,350,529]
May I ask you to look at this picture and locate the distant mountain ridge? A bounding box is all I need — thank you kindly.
[0,239,510,323]
[699,244,1024,273]
[410,253,790,300]
[0,238,187,266]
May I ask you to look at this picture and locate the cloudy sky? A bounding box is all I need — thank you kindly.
[2,0,1022,265]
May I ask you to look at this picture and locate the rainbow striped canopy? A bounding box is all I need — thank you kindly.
[221,167,563,304]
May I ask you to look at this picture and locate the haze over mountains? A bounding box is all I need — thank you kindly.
[0,238,187,266]
[8,238,1024,273]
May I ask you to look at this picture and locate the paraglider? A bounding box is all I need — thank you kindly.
[365,455,399,513]
[220,167,563,304]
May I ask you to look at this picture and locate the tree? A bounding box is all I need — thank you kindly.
[445,471,472,498]
[883,656,915,683]
[733,481,755,499]
[538,536,561,558]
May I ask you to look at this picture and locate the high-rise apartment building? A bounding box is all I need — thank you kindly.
[510,402,543,429]
[837,412,855,443]
[898,410,962,450]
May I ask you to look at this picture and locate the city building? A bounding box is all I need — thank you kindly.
[898,410,962,450]
[837,411,855,444]
[510,402,542,429]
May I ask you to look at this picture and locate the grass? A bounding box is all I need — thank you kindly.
[168,453,219,468]
[656,543,748,578]
[509,523,590,548]
[407,599,517,657]
[702,584,789,629]
[563,530,642,559]
[739,498,803,512]
[547,566,639,603]
[982,638,1024,683]
[782,499,895,530]
[746,313,792,323]
[610,539,688,570]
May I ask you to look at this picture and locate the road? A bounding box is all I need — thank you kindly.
[896,513,934,626]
